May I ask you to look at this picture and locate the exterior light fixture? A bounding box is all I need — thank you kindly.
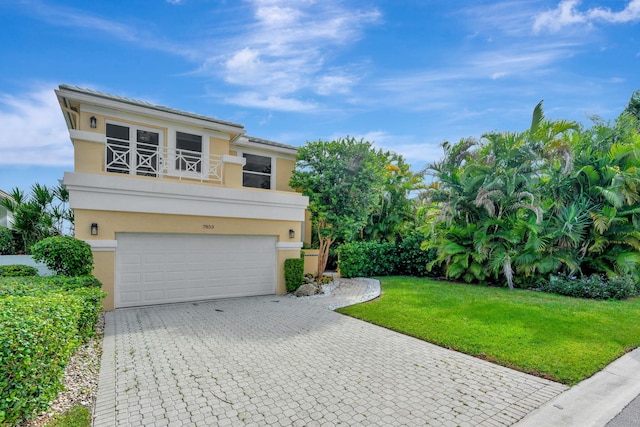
[289,229,295,239]
[90,223,98,236]
[90,116,97,128]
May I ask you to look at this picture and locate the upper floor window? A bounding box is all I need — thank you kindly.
[175,132,202,173]
[106,122,161,177]
[243,153,272,189]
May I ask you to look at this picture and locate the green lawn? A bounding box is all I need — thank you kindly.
[337,276,640,385]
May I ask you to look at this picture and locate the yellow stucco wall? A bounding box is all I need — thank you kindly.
[74,140,104,174]
[76,209,302,310]
[224,163,244,188]
[209,135,230,156]
[276,158,295,191]
[92,251,115,311]
[303,249,320,277]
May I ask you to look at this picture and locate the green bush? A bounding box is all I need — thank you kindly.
[0,264,38,277]
[0,275,105,424]
[284,257,304,292]
[0,276,105,341]
[0,226,15,255]
[0,295,81,425]
[395,232,440,277]
[338,241,396,278]
[338,234,440,278]
[540,274,640,300]
[31,236,93,276]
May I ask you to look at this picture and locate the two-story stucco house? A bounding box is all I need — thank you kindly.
[55,85,308,310]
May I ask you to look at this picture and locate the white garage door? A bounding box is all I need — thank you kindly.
[116,233,276,308]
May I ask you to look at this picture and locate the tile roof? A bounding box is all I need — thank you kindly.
[246,136,299,152]
[58,84,245,130]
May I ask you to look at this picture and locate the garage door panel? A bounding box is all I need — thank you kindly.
[116,233,276,308]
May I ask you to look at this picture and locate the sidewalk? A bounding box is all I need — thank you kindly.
[515,348,640,426]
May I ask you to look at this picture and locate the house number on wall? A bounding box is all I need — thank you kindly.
[202,224,215,230]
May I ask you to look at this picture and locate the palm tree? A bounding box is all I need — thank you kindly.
[0,184,74,253]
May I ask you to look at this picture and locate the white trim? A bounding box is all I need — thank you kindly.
[232,136,298,156]
[55,87,243,135]
[276,242,304,250]
[238,150,275,190]
[85,240,118,252]
[222,154,246,166]
[69,129,107,144]
[64,172,308,221]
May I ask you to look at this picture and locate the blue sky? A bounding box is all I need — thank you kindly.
[1,0,639,192]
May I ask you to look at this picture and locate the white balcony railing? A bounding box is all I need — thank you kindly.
[106,140,223,183]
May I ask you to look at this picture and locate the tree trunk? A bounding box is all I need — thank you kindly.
[316,233,334,278]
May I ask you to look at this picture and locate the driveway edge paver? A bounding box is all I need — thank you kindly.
[92,311,116,427]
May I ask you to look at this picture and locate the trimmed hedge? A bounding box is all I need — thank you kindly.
[0,276,104,341]
[0,264,38,277]
[338,232,439,278]
[338,241,396,278]
[285,257,304,292]
[540,274,640,300]
[0,276,105,424]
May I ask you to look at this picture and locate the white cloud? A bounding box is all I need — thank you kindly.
[204,0,381,109]
[224,92,318,112]
[0,87,72,166]
[315,74,355,96]
[534,0,640,33]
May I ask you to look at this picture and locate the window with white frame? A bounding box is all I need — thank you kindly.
[105,122,161,177]
[175,131,203,173]
[242,153,272,189]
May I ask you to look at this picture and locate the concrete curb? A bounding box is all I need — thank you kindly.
[515,348,640,427]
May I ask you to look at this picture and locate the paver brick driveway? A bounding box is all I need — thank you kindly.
[94,296,567,426]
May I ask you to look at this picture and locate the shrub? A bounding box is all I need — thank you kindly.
[284,257,304,292]
[540,274,640,300]
[338,241,396,278]
[0,226,15,255]
[0,276,105,341]
[0,295,81,425]
[31,236,93,276]
[0,275,105,424]
[0,264,38,277]
[395,232,439,277]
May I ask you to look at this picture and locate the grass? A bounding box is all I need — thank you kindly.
[337,276,640,385]
[46,405,91,427]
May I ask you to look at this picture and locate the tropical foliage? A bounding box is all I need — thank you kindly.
[0,184,73,254]
[290,137,387,277]
[422,93,640,289]
[360,152,425,242]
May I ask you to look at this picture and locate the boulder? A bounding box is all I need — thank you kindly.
[294,283,321,297]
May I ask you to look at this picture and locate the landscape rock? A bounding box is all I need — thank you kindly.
[294,283,321,297]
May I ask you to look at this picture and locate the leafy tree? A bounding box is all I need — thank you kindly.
[290,137,386,277]
[360,152,425,242]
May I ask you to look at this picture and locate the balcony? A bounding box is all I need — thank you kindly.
[105,140,223,183]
